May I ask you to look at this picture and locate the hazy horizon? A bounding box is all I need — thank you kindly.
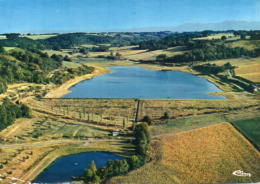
[0,0,259,33]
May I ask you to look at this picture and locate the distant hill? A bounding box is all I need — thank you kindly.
[125,21,260,32]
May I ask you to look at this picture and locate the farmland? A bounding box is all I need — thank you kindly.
[27,98,260,129]
[0,29,259,184]
[111,123,260,184]
[193,33,237,40]
[0,106,133,183]
[0,97,259,183]
[23,34,58,40]
[226,40,260,51]
[232,117,260,149]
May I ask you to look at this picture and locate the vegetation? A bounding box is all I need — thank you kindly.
[155,43,257,64]
[192,62,234,74]
[0,32,172,51]
[0,98,32,130]
[232,117,260,149]
[50,65,94,85]
[82,122,151,183]
[0,48,62,91]
[111,123,260,184]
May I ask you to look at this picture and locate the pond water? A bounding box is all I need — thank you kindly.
[33,152,123,184]
[63,66,225,99]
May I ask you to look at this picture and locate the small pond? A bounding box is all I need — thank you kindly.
[33,152,123,184]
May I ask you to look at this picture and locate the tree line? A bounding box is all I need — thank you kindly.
[0,98,32,130]
[192,62,234,75]
[50,65,94,85]
[81,122,151,184]
[0,32,173,50]
[155,44,258,64]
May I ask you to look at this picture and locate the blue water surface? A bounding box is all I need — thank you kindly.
[33,152,123,184]
[63,66,225,99]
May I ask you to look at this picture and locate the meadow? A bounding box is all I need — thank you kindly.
[204,57,260,83]
[23,34,57,40]
[193,33,237,40]
[226,40,260,51]
[232,117,260,149]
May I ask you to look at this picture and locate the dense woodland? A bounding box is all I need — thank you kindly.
[0,47,62,93]
[82,123,151,183]
[0,98,32,130]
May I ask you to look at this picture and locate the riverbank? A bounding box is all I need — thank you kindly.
[45,66,111,98]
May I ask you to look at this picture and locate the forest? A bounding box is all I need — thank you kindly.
[0,98,32,130]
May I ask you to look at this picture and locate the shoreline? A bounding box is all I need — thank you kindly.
[44,67,111,98]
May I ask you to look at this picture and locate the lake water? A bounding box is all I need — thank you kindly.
[63,66,225,99]
[33,152,123,184]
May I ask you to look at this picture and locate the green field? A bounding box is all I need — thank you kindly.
[232,117,260,149]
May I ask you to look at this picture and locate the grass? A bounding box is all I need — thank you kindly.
[232,117,260,149]
[0,116,108,144]
[30,98,260,130]
[201,57,260,83]
[125,47,186,61]
[111,123,260,184]
[193,33,237,40]
[62,61,82,68]
[0,112,132,183]
[0,139,132,183]
[235,63,260,82]
[23,34,57,40]
[151,113,226,136]
[226,40,260,51]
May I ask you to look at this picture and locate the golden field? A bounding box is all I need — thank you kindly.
[226,40,260,51]
[204,57,260,83]
[111,123,260,184]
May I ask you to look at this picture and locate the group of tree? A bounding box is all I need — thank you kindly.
[50,65,94,85]
[82,122,150,184]
[0,48,62,88]
[192,62,235,75]
[155,43,258,64]
[0,98,32,130]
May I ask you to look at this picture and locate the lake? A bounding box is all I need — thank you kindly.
[63,66,225,99]
[33,152,123,184]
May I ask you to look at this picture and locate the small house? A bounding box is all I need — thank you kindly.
[111,130,120,136]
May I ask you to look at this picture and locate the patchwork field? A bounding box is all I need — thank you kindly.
[0,116,108,144]
[29,99,260,130]
[205,57,260,83]
[111,123,260,184]
[193,33,237,40]
[125,46,186,61]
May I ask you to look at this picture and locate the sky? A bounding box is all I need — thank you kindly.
[0,0,259,33]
